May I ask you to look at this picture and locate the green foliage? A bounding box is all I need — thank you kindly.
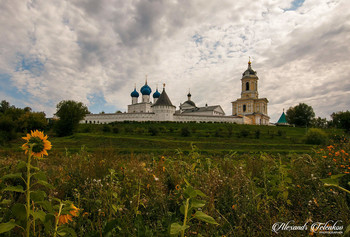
[1,138,350,236]
[112,127,119,134]
[0,115,17,142]
[255,129,260,139]
[311,117,328,128]
[18,111,47,132]
[0,100,47,143]
[239,129,249,138]
[286,103,315,127]
[0,145,78,236]
[102,124,111,133]
[305,128,328,145]
[181,127,191,137]
[148,126,159,136]
[170,180,218,236]
[54,100,89,137]
[331,111,350,133]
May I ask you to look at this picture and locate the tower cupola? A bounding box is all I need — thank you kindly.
[140,76,152,103]
[140,79,152,95]
[131,84,139,104]
[153,85,161,103]
[131,88,139,98]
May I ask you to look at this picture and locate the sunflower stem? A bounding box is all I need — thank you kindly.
[26,147,32,237]
[54,202,64,237]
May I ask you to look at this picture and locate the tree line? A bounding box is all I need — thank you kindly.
[285,103,350,132]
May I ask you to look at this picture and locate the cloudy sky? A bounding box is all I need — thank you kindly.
[0,0,349,122]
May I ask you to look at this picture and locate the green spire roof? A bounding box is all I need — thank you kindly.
[277,111,287,124]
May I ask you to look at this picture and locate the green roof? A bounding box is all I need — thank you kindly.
[277,112,288,124]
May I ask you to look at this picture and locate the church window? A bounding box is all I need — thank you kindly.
[243,104,246,112]
[246,82,249,91]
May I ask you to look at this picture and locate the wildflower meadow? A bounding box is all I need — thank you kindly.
[0,128,349,236]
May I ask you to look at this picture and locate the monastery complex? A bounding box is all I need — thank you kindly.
[83,61,270,125]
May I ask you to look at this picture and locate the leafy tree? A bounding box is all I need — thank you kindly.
[18,111,47,132]
[331,111,350,133]
[0,100,11,113]
[54,100,89,136]
[311,117,328,128]
[0,115,17,142]
[286,103,315,127]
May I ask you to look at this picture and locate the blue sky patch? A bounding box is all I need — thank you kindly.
[285,0,305,11]
[15,54,45,76]
[87,92,117,114]
[0,73,30,107]
[192,34,203,46]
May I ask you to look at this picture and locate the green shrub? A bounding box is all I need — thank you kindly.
[148,126,159,136]
[102,124,111,133]
[181,127,191,137]
[112,127,119,134]
[82,125,92,133]
[240,129,249,138]
[255,129,260,139]
[305,128,328,145]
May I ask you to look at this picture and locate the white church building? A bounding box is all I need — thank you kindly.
[82,61,269,125]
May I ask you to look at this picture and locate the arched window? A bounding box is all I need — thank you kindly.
[243,104,246,112]
[246,82,249,91]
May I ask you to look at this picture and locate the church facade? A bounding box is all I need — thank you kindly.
[231,60,270,125]
[82,61,269,125]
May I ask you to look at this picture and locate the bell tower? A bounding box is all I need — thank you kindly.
[241,59,258,99]
[231,59,270,125]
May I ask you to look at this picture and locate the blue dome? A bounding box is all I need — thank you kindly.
[131,88,139,97]
[153,89,160,98]
[140,84,152,95]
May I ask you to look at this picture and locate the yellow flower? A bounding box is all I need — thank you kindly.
[175,184,181,190]
[22,130,52,158]
[57,214,73,225]
[69,204,80,217]
[56,204,79,225]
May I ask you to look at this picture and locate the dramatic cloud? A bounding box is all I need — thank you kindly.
[0,0,349,122]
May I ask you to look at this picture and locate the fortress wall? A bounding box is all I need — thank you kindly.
[82,113,156,124]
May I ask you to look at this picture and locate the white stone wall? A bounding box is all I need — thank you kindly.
[174,114,245,124]
[81,112,248,124]
[127,103,152,113]
[82,113,156,124]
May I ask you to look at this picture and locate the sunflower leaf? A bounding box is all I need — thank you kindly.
[3,185,24,193]
[35,180,54,189]
[0,219,18,234]
[1,173,23,180]
[32,172,48,182]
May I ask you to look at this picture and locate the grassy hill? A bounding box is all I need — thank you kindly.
[2,122,342,155]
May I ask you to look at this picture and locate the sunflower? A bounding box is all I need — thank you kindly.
[57,214,73,225]
[69,204,80,217]
[56,204,80,225]
[22,130,52,158]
